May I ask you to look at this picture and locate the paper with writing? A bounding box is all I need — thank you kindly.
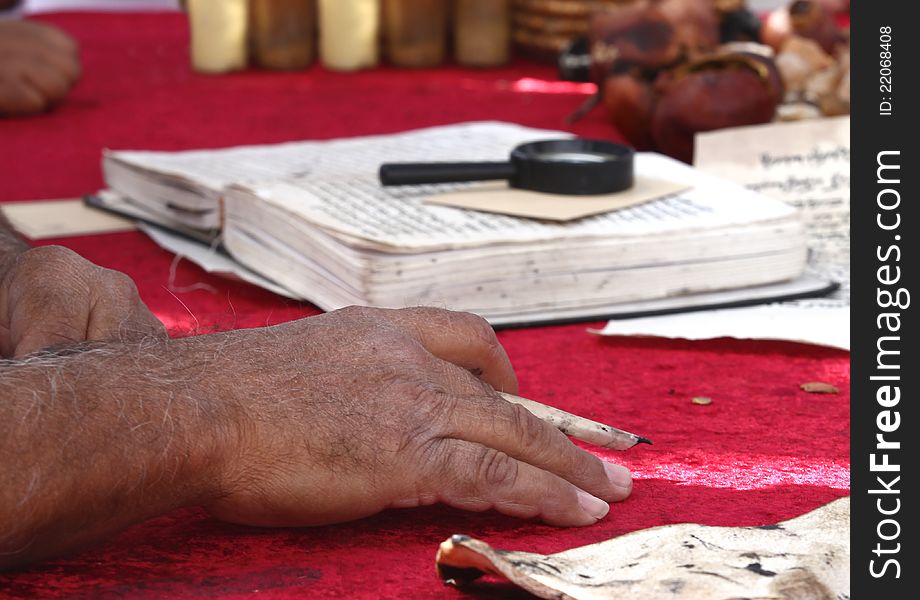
[423,177,690,222]
[106,122,569,200]
[694,116,849,304]
[104,122,811,323]
[596,118,850,348]
[138,214,826,326]
[228,151,797,252]
[104,122,574,226]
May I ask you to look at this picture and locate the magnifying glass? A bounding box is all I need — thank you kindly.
[379,139,635,196]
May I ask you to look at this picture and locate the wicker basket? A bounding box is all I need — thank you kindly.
[511,0,637,60]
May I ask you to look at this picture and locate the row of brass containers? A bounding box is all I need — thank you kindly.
[186,0,511,73]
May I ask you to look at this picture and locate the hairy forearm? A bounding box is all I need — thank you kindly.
[0,334,241,570]
[1,306,630,572]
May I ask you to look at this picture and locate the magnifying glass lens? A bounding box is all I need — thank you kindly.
[533,151,614,164]
[379,138,634,195]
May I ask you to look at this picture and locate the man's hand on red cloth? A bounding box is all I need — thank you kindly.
[1,294,632,570]
[204,306,632,530]
[0,240,168,357]
[0,20,81,116]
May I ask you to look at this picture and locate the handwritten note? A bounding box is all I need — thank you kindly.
[694,116,850,303]
[595,118,851,349]
[227,146,797,251]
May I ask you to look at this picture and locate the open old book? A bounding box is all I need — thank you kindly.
[98,122,829,326]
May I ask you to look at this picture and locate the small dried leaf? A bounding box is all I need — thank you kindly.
[800,382,839,394]
[691,396,712,406]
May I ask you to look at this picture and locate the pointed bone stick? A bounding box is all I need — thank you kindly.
[498,392,652,450]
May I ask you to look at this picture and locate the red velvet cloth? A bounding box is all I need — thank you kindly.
[0,12,849,598]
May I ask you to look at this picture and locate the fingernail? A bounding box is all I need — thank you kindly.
[604,462,633,492]
[576,489,610,520]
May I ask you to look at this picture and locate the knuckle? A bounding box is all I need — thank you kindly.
[66,61,82,84]
[455,311,497,342]
[331,305,391,331]
[61,34,80,56]
[40,77,68,102]
[413,383,455,410]
[99,268,140,298]
[376,335,431,368]
[476,447,519,489]
[455,311,506,363]
[33,321,84,341]
[508,403,548,451]
[35,23,75,49]
[13,247,96,293]
[416,436,449,470]
[399,306,448,321]
[413,387,457,429]
[1,90,46,116]
[570,450,606,485]
[374,383,453,455]
[20,245,80,270]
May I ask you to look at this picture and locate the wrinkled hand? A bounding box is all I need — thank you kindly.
[0,20,81,116]
[0,245,167,357]
[204,306,633,528]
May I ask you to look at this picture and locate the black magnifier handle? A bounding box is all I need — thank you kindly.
[379,161,515,186]
[380,139,634,195]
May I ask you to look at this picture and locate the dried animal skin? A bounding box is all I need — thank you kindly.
[437,497,849,599]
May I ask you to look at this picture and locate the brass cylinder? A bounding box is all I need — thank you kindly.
[383,0,449,68]
[455,0,511,67]
[250,0,315,70]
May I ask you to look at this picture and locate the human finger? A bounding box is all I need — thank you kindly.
[2,247,93,356]
[419,438,610,527]
[0,74,48,115]
[31,21,80,56]
[431,387,632,503]
[10,291,92,357]
[396,352,632,503]
[385,307,518,394]
[34,45,81,87]
[87,268,167,342]
[21,60,71,106]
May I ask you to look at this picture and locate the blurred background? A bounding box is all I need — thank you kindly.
[24,0,180,11]
[5,0,851,164]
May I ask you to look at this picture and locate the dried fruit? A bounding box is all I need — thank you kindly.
[651,56,778,163]
[657,0,721,55]
[589,0,846,160]
[602,73,656,150]
[589,2,683,78]
[762,0,843,54]
[776,36,834,94]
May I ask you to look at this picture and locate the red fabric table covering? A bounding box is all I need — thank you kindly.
[0,12,849,599]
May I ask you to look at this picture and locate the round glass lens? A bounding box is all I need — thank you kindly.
[533,151,614,164]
